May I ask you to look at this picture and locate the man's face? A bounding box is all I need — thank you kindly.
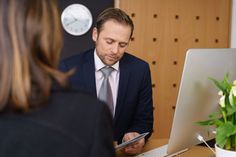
[92,20,132,66]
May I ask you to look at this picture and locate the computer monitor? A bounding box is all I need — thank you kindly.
[136,48,236,157]
[167,48,236,154]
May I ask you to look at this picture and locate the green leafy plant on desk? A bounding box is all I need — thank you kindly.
[197,74,236,151]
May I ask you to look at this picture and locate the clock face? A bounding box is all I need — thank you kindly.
[61,4,93,36]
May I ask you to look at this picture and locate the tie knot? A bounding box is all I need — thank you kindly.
[100,67,114,78]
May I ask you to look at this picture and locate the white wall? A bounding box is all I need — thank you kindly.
[231,0,236,48]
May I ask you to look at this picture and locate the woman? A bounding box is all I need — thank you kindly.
[0,0,115,156]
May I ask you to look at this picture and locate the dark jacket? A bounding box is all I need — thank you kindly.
[60,49,153,143]
[0,89,115,157]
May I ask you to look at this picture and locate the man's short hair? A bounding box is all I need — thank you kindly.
[96,8,134,38]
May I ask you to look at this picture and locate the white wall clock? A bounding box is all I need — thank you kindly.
[61,4,93,36]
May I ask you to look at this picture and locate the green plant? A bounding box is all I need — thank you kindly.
[197,74,236,151]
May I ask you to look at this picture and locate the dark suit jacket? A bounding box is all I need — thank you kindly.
[60,49,153,143]
[0,89,115,157]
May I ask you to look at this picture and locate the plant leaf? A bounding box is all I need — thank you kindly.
[196,119,216,126]
[196,117,223,126]
[226,105,236,116]
[216,122,236,148]
[209,77,226,92]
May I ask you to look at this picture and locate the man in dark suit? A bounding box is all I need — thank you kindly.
[60,8,153,155]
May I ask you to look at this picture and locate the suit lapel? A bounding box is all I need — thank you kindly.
[114,55,129,124]
[81,50,97,97]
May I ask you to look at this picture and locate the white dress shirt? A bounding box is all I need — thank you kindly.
[94,50,120,115]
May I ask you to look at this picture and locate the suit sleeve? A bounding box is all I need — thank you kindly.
[88,103,115,157]
[127,64,154,140]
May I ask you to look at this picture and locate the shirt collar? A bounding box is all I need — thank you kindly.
[94,49,119,72]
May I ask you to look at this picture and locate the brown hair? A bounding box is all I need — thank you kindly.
[96,8,134,38]
[0,0,72,112]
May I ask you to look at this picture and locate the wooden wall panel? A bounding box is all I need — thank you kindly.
[115,0,231,138]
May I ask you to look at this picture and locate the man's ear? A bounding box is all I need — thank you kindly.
[92,27,98,42]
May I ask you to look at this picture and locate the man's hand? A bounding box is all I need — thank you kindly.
[121,132,145,155]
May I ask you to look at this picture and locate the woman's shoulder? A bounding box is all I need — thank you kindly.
[51,88,98,102]
[49,89,108,115]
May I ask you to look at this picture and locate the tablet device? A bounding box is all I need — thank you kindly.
[115,132,149,150]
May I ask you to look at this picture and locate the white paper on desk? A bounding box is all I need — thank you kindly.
[115,132,149,150]
[135,144,190,157]
[135,144,168,157]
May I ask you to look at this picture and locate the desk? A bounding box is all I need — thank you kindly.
[116,139,215,157]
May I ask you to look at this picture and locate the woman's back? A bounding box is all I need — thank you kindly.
[0,90,115,157]
[0,0,115,156]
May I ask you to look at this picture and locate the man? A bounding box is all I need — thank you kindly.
[60,8,153,155]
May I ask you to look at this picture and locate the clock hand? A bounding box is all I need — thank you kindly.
[65,19,78,26]
[68,12,79,22]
